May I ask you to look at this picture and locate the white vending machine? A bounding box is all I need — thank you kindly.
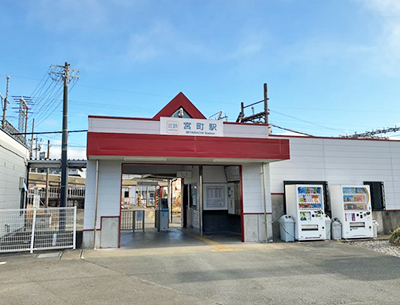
[330,185,373,239]
[285,185,325,241]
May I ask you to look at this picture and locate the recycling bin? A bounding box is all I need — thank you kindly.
[332,218,342,240]
[279,215,295,242]
[325,215,332,240]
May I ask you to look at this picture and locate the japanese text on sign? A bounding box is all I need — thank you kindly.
[160,117,223,137]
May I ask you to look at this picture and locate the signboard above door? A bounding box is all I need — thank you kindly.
[177,171,192,178]
[160,117,224,137]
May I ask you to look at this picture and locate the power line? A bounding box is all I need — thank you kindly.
[33,81,64,126]
[342,126,400,139]
[30,68,51,101]
[33,69,79,128]
[34,88,64,127]
[10,129,87,136]
[270,123,313,137]
[270,109,346,133]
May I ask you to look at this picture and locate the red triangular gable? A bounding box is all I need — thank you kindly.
[152,92,206,120]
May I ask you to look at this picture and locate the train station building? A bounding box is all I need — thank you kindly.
[83,93,400,248]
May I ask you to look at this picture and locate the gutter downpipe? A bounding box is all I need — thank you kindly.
[199,165,203,235]
[261,163,269,242]
[93,160,99,250]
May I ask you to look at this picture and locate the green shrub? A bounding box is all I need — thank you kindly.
[389,227,400,245]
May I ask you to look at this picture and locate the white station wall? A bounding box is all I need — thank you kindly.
[203,166,227,184]
[270,137,400,210]
[242,163,271,214]
[84,160,122,230]
[242,163,273,241]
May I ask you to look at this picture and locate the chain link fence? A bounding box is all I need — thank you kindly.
[0,207,76,253]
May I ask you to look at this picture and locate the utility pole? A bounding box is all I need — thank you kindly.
[61,63,69,209]
[35,137,39,160]
[264,83,269,127]
[30,119,35,159]
[2,76,10,129]
[50,62,79,209]
[24,109,28,139]
[45,140,51,208]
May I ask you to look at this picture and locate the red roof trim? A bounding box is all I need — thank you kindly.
[269,134,400,142]
[223,121,268,126]
[152,92,206,120]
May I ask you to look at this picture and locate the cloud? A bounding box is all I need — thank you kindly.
[122,21,211,64]
[360,0,400,16]
[120,21,269,65]
[281,39,371,66]
[49,146,86,160]
[228,32,267,60]
[124,23,170,62]
[355,0,400,75]
[26,0,108,33]
[42,139,86,160]
[68,147,87,160]
[276,0,400,76]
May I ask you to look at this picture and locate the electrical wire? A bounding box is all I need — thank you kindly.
[34,87,64,127]
[30,68,50,100]
[270,109,346,133]
[270,123,313,136]
[34,72,79,128]
[27,76,61,130]
[11,129,87,135]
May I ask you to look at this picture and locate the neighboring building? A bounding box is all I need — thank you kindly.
[33,167,86,177]
[0,127,28,239]
[0,128,28,210]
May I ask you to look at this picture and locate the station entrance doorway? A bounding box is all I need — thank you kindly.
[119,164,242,248]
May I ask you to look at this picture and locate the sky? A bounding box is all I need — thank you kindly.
[1,0,400,159]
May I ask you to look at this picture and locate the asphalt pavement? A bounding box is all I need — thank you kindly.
[0,240,399,305]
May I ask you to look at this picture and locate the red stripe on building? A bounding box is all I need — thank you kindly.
[87,132,290,160]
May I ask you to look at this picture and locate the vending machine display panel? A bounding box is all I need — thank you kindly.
[285,184,326,241]
[330,185,373,239]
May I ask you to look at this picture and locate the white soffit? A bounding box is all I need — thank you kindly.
[88,155,279,164]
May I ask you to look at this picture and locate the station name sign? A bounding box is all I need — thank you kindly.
[160,117,223,137]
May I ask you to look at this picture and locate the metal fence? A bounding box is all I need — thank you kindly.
[28,187,85,200]
[0,207,76,253]
[120,209,145,232]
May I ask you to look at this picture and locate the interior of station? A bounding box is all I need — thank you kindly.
[119,164,242,248]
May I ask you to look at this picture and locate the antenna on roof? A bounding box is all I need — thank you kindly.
[209,111,228,121]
